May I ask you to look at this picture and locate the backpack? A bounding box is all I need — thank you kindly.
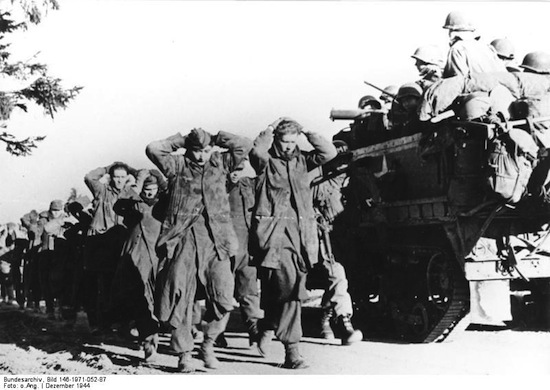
[487,129,537,204]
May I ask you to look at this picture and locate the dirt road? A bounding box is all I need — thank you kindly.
[1,300,550,377]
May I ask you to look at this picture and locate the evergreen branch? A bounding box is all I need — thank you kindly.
[0,129,46,156]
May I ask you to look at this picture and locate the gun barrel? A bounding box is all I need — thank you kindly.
[364,81,397,99]
[330,108,387,121]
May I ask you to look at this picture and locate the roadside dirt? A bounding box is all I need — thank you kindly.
[1,298,550,376]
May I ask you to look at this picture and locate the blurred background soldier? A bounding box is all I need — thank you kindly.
[310,140,363,345]
[111,169,166,362]
[63,197,92,324]
[147,128,249,373]
[0,223,18,306]
[442,10,505,78]
[379,85,398,130]
[21,210,42,310]
[411,45,445,90]
[38,200,67,318]
[83,162,135,333]
[379,85,398,112]
[490,38,522,72]
[250,117,337,369]
[3,222,28,307]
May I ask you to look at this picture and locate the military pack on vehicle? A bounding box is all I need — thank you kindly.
[317,71,550,342]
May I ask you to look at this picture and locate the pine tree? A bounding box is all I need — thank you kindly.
[0,0,82,156]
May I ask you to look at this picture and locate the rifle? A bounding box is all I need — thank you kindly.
[364,81,397,100]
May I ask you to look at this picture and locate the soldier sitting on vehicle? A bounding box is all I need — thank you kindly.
[419,51,550,127]
[411,45,445,91]
[490,38,522,73]
[379,85,398,130]
[389,83,423,138]
[354,95,388,147]
[442,11,505,78]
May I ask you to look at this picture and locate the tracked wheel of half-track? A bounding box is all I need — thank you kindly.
[394,250,469,343]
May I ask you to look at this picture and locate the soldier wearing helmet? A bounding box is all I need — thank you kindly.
[378,85,398,130]
[519,51,550,75]
[411,45,445,90]
[390,83,423,137]
[509,51,550,133]
[358,95,382,110]
[490,38,521,72]
[379,85,398,110]
[442,11,505,78]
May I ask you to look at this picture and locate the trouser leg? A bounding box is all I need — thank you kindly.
[274,300,302,344]
[82,268,99,328]
[170,292,196,354]
[234,252,261,323]
[259,248,307,345]
[321,261,354,317]
[38,252,54,313]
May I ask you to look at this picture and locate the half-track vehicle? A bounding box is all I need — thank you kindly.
[316,106,550,343]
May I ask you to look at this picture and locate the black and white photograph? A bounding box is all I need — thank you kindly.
[0,0,550,381]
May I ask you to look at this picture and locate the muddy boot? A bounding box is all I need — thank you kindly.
[339,314,363,345]
[177,351,195,373]
[320,308,335,340]
[214,332,228,348]
[246,318,260,347]
[199,338,219,369]
[143,333,159,362]
[283,343,309,369]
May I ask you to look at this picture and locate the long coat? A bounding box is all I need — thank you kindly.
[84,167,129,236]
[146,131,251,327]
[110,193,165,321]
[249,129,337,270]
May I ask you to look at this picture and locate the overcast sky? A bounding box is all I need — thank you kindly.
[1,0,549,223]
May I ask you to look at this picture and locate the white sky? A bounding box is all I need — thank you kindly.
[1,0,550,223]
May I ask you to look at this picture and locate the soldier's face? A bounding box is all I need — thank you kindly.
[401,96,420,112]
[141,184,159,200]
[415,59,428,73]
[51,210,63,219]
[190,145,213,166]
[111,168,129,190]
[275,133,298,158]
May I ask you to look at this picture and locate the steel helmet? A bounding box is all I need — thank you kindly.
[443,11,475,32]
[520,51,550,74]
[396,83,423,100]
[379,85,398,103]
[490,38,515,60]
[457,92,491,121]
[358,95,382,110]
[411,45,445,67]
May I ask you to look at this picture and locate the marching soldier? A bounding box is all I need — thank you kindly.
[111,170,167,362]
[311,140,363,345]
[250,117,337,369]
[146,128,250,372]
[83,162,136,332]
